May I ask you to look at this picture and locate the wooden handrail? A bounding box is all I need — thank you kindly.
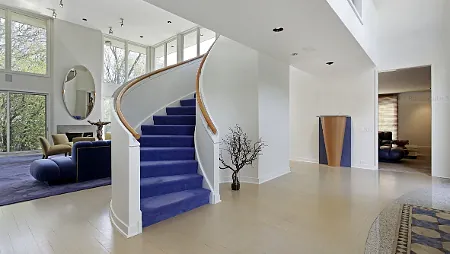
[196,40,218,134]
[115,55,205,140]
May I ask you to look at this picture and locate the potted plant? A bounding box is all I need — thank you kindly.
[219,125,266,190]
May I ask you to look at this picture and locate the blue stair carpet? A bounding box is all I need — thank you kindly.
[139,95,209,227]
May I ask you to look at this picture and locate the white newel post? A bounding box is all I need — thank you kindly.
[109,112,142,238]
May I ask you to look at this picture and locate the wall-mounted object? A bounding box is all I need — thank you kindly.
[318,115,351,167]
[62,65,95,120]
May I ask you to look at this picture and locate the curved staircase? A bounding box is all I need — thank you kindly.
[139,95,210,227]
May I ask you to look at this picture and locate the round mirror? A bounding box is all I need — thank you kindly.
[63,66,95,120]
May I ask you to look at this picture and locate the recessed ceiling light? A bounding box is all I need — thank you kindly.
[272,27,284,33]
[326,61,334,65]
[200,34,204,36]
[171,45,174,48]
[167,20,172,24]
[291,53,298,56]
[82,18,87,21]
[140,35,143,38]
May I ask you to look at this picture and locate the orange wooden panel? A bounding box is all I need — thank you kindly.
[321,116,347,167]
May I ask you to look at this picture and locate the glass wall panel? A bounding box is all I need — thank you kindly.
[183,30,197,61]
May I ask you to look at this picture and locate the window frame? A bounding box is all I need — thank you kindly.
[103,35,150,85]
[150,26,216,71]
[347,0,363,24]
[0,6,51,77]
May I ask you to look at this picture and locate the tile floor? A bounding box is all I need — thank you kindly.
[0,161,448,254]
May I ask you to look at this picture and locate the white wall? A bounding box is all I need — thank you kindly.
[431,0,450,178]
[257,54,290,182]
[326,0,378,64]
[290,66,378,169]
[289,67,320,163]
[398,91,431,145]
[52,20,103,131]
[202,37,260,182]
[202,37,290,183]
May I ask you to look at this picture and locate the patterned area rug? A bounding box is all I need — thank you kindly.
[395,204,450,253]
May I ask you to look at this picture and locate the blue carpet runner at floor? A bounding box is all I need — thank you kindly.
[139,96,210,227]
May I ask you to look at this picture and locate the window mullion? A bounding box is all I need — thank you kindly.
[163,43,167,67]
[6,92,10,153]
[196,27,200,56]
[5,10,11,71]
[124,41,129,81]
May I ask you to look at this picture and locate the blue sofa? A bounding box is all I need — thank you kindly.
[30,140,111,184]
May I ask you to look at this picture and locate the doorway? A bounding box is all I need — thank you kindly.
[0,91,48,154]
[377,66,432,175]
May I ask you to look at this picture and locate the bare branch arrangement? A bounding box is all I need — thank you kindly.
[219,125,267,190]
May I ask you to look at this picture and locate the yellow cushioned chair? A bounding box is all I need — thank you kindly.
[52,134,73,147]
[39,137,72,159]
[72,137,96,144]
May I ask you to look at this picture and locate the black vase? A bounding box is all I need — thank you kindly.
[231,172,240,191]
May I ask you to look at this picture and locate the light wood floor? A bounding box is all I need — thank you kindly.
[0,161,440,254]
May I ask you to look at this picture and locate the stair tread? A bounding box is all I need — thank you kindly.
[141,189,209,210]
[166,106,196,109]
[141,124,194,127]
[140,135,193,138]
[141,147,194,151]
[141,160,197,166]
[141,174,202,186]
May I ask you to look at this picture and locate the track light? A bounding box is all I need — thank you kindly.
[120,18,124,27]
[109,27,113,35]
[50,9,57,19]
[59,0,63,8]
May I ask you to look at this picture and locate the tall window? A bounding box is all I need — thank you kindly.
[154,44,165,70]
[166,39,177,66]
[103,38,126,84]
[0,9,49,75]
[200,28,215,54]
[0,10,5,70]
[350,0,363,19]
[11,13,47,75]
[102,97,113,133]
[183,30,197,61]
[379,95,398,140]
[127,44,146,80]
[0,91,47,153]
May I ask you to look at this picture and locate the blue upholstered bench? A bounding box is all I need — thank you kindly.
[30,140,111,184]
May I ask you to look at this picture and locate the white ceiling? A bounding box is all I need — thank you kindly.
[378,66,431,94]
[0,0,196,46]
[144,0,374,75]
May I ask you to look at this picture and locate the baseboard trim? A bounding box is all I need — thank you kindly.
[220,175,259,184]
[353,164,378,170]
[290,158,319,164]
[109,201,142,238]
[259,169,291,184]
[210,192,221,204]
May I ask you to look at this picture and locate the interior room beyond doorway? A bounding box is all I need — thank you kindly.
[377,66,431,175]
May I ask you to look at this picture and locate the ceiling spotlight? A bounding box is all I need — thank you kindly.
[82,18,87,21]
[109,27,113,35]
[291,53,298,56]
[272,27,284,32]
[326,61,334,65]
[59,0,63,8]
[167,20,172,24]
[200,34,204,37]
[120,18,124,27]
[140,35,143,38]
[171,45,174,48]
[50,9,57,19]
